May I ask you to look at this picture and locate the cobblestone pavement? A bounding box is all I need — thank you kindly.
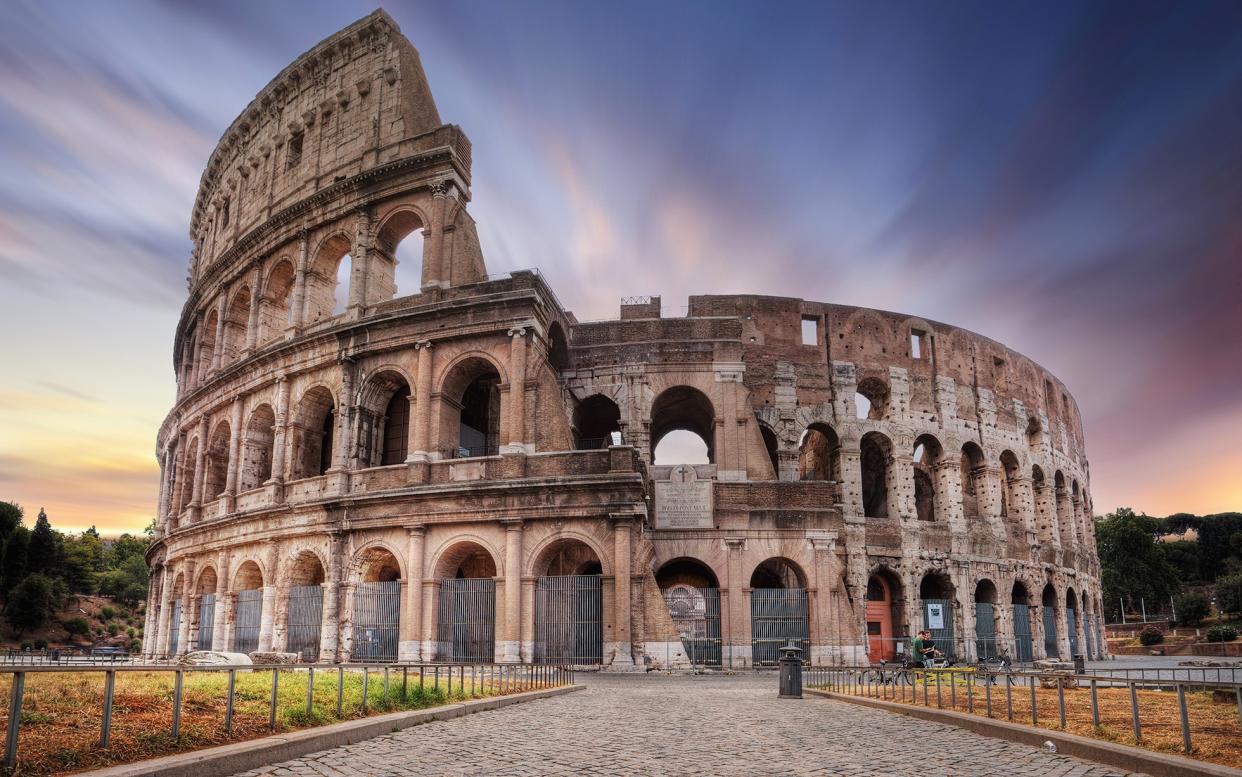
[233,673,1144,777]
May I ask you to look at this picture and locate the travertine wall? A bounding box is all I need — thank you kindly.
[146,10,1105,669]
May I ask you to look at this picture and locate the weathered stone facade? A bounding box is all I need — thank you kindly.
[144,10,1106,668]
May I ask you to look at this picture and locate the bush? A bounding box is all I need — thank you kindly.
[126,627,136,638]
[19,641,32,651]
[128,639,141,653]
[100,606,115,620]
[1139,625,1165,646]
[1175,593,1210,626]
[106,623,119,636]
[1206,625,1238,643]
[33,639,47,650]
[64,617,90,637]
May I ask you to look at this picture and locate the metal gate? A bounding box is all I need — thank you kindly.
[534,575,602,665]
[1043,606,1059,658]
[168,600,181,655]
[922,598,955,659]
[1012,603,1033,662]
[436,578,496,662]
[663,585,721,667]
[974,602,997,659]
[1067,607,1079,657]
[233,589,262,655]
[751,588,809,666]
[351,580,400,662]
[287,584,324,661]
[197,594,215,651]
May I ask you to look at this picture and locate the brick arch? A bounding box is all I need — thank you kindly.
[526,531,612,577]
[348,540,404,582]
[231,557,266,591]
[428,534,503,579]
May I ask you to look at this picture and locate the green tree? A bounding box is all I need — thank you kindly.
[27,508,59,576]
[1174,592,1209,626]
[1,527,29,601]
[1196,513,1242,582]
[98,556,149,605]
[1096,508,1177,615]
[0,501,21,541]
[1217,575,1242,618]
[7,574,57,636]
[61,535,101,594]
[105,533,149,569]
[1161,541,1202,585]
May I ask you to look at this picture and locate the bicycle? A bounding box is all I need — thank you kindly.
[974,654,1013,686]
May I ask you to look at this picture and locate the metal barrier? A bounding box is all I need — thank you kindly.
[751,588,809,666]
[806,664,1242,756]
[534,575,602,665]
[0,661,574,772]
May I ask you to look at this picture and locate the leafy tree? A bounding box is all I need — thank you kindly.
[26,508,59,576]
[60,537,100,594]
[1217,575,1242,618]
[1174,593,1209,626]
[105,533,149,568]
[0,501,21,541]
[7,574,57,636]
[1196,513,1242,582]
[1096,508,1177,614]
[1,527,29,601]
[1161,541,1202,585]
[98,556,149,606]
[64,617,90,637]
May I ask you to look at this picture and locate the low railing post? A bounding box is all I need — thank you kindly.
[1129,681,1142,743]
[1090,678,1099,728]
[935,671,942,709]
[269,669,279,731]
[100,669,116,748]
[172,670,184,742]
[225,669,236,737]
[4,671,25,772]
[984,674,991,717]
[446,665,452,697]
[383,667,390,708]
[966,672,973,713]
[1029,675,1038,727]
[402,666,408,698]
[1177,684,1192,753]
[362,667,369,714]
[1235,686,1242,730]
[306,666,315,718]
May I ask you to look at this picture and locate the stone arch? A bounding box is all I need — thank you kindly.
[855,376,889,421]
[232,559,265,591]
[199,306,219,378]
[437,352,507,458]
[757,420,779,478]
[530,535,608,577]
[430,536,502,579]
[259,258,296,344]
[860,431,892,518]
[203,419,231,501]
[1025,415,1043,449]
[358,368,413,467]
[913,433,943,522]
[374,206,428,300]
[285,549,327,587]
[221,285,251,367]
[304,231,352,324]
[292,385,336,478]
[195,565,218,595]
[650,385,716,464]
[573,394,621,450]
[960,442,986,520]
[349,542,403,582]
[798,422,839,481]
[999,450,1021,519]
[547,321,569,372]
[749,557,807,589]
[239,403,275,492]
[655,557,720,589]
[1012,579,1031,605]
[975,579,998,604]
[866,566,905,660]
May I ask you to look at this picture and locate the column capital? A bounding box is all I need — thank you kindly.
[415,339,434,350]
[406,523,427,536]
[500,517,525,531]
[507,326,527,339]
[724,537,746,550]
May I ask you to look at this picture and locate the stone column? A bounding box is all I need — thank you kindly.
[244,264,262,354]
[420,580,439,660]
[168,430,188,523]
[156,447,172,525]
[191,416,209,509]
[258,542,278,652]
[399,525,425,660]
[1055,592,1071,660]
[330,360,354,472]
[348,208,371,315]
[500,519,523,662]
[724,538,748,668]
[319,533,344,662]
[210,296,227,374]
[409,341,434,461]
[1056,486,1076,552]
[154,565,173,655]
[520,577,535,661]
[503,327,528,453]
[978,465,1006,540]
[270,377,291,485]
[337,582,356,662]
[223,395,244,510]
[212,552,228,651]
[609,514,635,668]
[837,445,863,518]
[177,560,194,656]
[890,451,915,521]
[289,231,310,333]
[421,180,448,291]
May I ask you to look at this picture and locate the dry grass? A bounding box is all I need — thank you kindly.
[818,672,1242,769]
[0,667,544,776]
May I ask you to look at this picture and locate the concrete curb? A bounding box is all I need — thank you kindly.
[78,684,584,777]
[806,689,1242,777]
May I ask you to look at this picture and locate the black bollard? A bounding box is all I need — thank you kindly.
[779,642,804,699]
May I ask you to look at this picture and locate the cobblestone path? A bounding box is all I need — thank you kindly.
[233,673,1143,776]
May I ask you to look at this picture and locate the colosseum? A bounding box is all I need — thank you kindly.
[144,10,1106,670]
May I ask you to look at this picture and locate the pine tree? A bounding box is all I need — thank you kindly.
[27,508,58,576]
[0,527,29,602]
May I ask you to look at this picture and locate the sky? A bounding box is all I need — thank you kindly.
[1,0,1240,534]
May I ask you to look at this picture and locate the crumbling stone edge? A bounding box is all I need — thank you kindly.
[77,685,585,777]
[806,689,1242,777]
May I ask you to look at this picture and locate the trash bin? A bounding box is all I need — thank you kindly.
[1073,654,1085,674]
[779,642,803,699]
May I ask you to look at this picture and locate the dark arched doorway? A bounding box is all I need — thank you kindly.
[866,571,904,661]
[749,557,809,666]
[533,540,603,665]
[656,558,721,667]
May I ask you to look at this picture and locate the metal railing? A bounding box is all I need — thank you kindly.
[807,664,1242,756]
[1,661,573,772]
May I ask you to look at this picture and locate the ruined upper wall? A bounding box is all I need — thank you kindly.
[187,10,451,284]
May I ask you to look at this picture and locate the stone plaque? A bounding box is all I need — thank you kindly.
[655,465,714,529]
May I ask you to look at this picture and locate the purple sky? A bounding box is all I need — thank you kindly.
[1,0,1240,533]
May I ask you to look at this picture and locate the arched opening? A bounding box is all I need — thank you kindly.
[199,307,219,378]
[1071,480,1083,545]
[332,255,352,316]
[1066,587,1080,658]
[293,387,335,479]
[758,422,779,478]
[860,432,892,518]
[749,557,809,665]
[974,580,999,659]
[798,423,839,481]
[913,434,942,522]
[1025,416,1043,449]
[1011,581,1034,661]
[376,209,425,301]
[221,286,250,367]
[1000,450,1020,520]
[304,234,351,324]
[178,437,199,512]
[203,421,231,502]
[657,558,721,667]
[440,357,502,459]
[650,386,715,464]
[534,539,604,665]
[285,551,326,662]
[231,560,264,655]
[1041,583,1059,658]
[168,573,185,654]
[855,377,889,421]
[351,546,401,662]
[259,259,296,345]
[434,541,498,662]
[547,322,569,372]
[195,567,218,651]
[960,442,985,521]
[866,570,904,661]
[357,371,411,467]
[240,404,275,492]
[919,572,957,658]
[573,394,621,450]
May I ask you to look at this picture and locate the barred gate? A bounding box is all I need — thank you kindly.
[922,598,956,659]
[233,589,262,654]
[197,594,215,651]
[534,575,602,665]
[436,578,496,662]
[351,580,400,662]
[751,588,808,666]
[168,600,181,655]
[1012,603,1034,662]
[1043,607,1059,658]
[287,585,324,661]
[1067,607,1079,657]
[663,585,721,667]
[974,602,997,659]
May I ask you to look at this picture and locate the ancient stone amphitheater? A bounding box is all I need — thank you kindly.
[144,10,1105,669]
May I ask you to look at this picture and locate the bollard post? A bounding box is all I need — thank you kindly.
[1177,684,1192,753]
[307,667,315,718]
[384,667,390,709]
[172,670,184,742]
[402,666,408,698]
[1129,682,1142,743]
[1090,679,1099,728]
[967,672,973,713]
[777,643,803,698]
[225,669,236,736]
[935,671,942,709]
[269,669,279,731]
[362,667,369,714]
[1057,680,1066,728]
[1029,675,1037,726]
[5,671,26,772]
[100,669,116,748]
[984,675,991,718]
[336,667,344,718]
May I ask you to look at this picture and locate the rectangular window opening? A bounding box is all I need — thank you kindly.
[910,329,928,359]
[286,132,304,169]
[801,316,819,346]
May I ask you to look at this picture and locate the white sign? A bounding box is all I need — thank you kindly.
[654,465,714,529]
[926,603,945,630]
